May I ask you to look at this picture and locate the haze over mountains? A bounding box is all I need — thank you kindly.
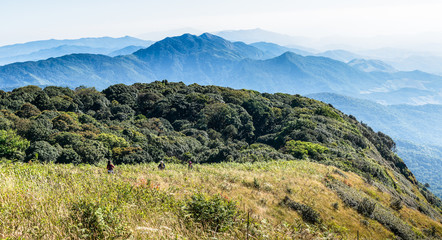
[0,36,153,66]
[1,33,442,106]
[215,28,442,76]
[0,30,441,198]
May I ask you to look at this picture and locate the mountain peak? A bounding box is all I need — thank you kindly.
[133,33,265,61]
[199,32,218,39]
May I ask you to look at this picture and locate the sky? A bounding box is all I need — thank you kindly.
[2,0,442,50]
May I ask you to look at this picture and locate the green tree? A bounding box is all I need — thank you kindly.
[0,129,30,161]
[103,84,138,107]
[97,133,129,150]
[26,141,60,162]
[15,103,41,118]
[283,140,328,159]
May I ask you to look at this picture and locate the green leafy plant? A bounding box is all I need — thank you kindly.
[184,192,238,232]
[0,129,30,161]
[69,200,129,239]
[283,140,328,159]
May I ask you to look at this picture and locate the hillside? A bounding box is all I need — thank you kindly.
[1,33,441,104]
[0,82,441,239]
[308,92,442,197]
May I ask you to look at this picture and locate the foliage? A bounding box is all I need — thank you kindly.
[57,148,81,164]
[0,161,441,239]
[283,140,329,160]
[69,200,129,239]
[184,192,238,232]
[0,82,440,231]
[26,141,60,163]
[357,197,376,217]
[0,129,30,161]
[97,133,129,149]
[326,179,418,240]
[390,198,403,211]
[281,196,321,224]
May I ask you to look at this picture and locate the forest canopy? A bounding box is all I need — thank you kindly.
[0,81,413,185]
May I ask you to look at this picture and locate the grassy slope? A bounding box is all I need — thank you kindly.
[1,161,441,239]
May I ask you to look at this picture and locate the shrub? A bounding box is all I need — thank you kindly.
[26,118,54,141]
[253,177,261,190]
[390,198,403,211]
[0,129,30,161]
[328,181,416,240]
[26,141,59,163]
[280,196,321,224]
[57,148,81,164]
[184,192,237,232]
[283,140,328,160]
[69,200,129,239]
[373,207,416,240]
[74,140,109,164]
[97,133,129,149]
[15,103,41,118]
[357,198,376,217]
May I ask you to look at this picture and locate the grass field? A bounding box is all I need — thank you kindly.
[1,160,441,239]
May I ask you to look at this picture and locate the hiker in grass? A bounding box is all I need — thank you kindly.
[107,160,115,174]
[158,161,165,170]
[188,160,193,170]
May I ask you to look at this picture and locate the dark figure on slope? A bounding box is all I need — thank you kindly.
[107,160,115,174]
[158,161,165,170]
[188,160,193,170]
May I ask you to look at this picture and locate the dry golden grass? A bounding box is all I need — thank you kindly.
[0,161,440,239]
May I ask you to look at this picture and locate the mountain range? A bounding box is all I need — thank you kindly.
[1,31,441,206]
[0,36,153,66]
[1,33,442,105]
[215,28,312,51]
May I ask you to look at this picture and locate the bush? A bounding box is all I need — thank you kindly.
[26,118,54,141]
[0,129,30,161]
[390,198,403,211]
[357,198,376,217]
[74,140,109,164]
[283,140,328,160]
[184,192,237,232]
[26,141,59,163]
[280,196,321,224]
[57,148,81,164]
[15,103,41,118]
[69,200,128,239]
[97,133,129,149]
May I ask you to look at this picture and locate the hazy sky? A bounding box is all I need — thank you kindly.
[2,0,442,49]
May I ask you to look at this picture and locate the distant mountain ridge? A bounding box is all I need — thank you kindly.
[214,28,312,50]
[1,33,442,105]
[250,42,312,57]
[348,59,397,73]
[0,36,153,66]
[315,49,362,63]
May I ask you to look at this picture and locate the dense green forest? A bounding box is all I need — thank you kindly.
[0,81,434,186]
[1,81,442,239]
[0,81,413,178]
